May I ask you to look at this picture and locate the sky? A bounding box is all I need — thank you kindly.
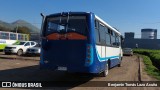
[0,0,160,38]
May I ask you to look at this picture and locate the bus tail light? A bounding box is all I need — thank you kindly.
[85,44,93,66]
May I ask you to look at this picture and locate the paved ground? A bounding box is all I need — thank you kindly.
[0,52,39,60]
[0,55,139,81]
[0,54,159,90]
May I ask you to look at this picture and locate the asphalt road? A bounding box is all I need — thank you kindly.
[0,55,159,90]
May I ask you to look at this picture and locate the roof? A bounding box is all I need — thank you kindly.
[141,29,157,32]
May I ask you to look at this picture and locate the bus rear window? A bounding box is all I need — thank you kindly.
[44,16,88,36]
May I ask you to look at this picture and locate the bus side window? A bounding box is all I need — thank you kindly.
[115,34,120,47]
[95,20,100,44]
[105,28,111,46]
[99,24,106,45]
[95,20,99,29]
[18,34,23,40]
[111,31,116,47]
[1,32,9,39]
[25,35,28,41]
[10,34,17,40]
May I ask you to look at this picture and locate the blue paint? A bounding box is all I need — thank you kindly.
[40,12,122,74]
[85,44,94,66]
[95,49,120,68]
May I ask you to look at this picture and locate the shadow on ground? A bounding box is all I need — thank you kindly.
[0,65,94,89]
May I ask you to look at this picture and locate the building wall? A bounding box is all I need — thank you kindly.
[124,38,160,49]
[141,32,155,39]
[30,33,40,43]
[125,32,134,39]
[141,29,157,39]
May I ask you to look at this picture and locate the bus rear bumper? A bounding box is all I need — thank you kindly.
[39,63,100,74]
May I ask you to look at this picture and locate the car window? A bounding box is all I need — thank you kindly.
[35,44,41,47]
[31,42,35,46]
[124,48,132,51]
[24,42,30,46]
[13,41,26,45]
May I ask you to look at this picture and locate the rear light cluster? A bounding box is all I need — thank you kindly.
[85,44,93,66]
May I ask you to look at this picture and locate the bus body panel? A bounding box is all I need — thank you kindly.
[40,12,96,73]
[40,12,123,74]
[40,40,88,72]
[96,45,121,68]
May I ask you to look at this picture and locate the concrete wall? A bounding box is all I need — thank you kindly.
[124,38,160,49]
[141,29,157,39]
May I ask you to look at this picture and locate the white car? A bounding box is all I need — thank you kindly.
[4,41,37,56]
[26,44,41,56]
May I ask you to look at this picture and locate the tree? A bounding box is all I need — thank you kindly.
[12,26,30,34]
[0,26,10,31]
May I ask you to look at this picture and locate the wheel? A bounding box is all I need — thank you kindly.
[17,49,23,56]
[102,63,109,77]
[118,57,122,67]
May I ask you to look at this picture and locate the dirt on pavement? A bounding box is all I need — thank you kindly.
[0,54,159,90]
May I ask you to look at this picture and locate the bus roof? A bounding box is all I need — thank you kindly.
[95,15,121,36]
[46,12,121,36]
[47,12,90,17]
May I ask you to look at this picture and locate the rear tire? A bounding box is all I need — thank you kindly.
[17,49,23,56]
[118,57,122,67]
[102,63,109,77]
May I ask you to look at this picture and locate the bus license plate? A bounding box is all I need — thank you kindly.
[58,67,67,71]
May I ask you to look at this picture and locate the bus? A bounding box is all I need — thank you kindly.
[40,12,123,76]
[0,31,29,50]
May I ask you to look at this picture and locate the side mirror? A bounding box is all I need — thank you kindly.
[40,13,46,37]
[40,13,45,19]
[120,35,124,47]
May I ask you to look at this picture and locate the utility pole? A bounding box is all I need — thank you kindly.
[16,25,18,33]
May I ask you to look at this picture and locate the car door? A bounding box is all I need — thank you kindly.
[31,42,36,47]
[24,42,31,52]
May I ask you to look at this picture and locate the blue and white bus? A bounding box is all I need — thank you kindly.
[40,12,123,76]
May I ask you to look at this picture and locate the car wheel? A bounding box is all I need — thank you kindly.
[102,63,109,77]
[17,49,23,56]
[118,57,122,67]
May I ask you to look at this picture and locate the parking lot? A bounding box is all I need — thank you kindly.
[0,52,140,81]
[0,52,39,61]
[0,52,158,90]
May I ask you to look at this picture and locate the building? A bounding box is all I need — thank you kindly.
[124,29,160,49]
[125,32,134,39]
[30,32,40,43]
[141,29,157,39]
